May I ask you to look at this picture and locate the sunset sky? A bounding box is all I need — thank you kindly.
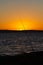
[0,0,43,30]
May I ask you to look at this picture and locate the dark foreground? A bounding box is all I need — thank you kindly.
[0,30,43,56]
[0,51,43,64]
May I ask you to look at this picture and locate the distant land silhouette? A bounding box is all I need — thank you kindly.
[0,30,43,32]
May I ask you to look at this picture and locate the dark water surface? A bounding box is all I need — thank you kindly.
[0,30,43,56]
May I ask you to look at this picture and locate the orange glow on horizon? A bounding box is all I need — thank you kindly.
[0,20,43,30]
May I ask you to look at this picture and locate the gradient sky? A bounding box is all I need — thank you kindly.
[0,0,43,30]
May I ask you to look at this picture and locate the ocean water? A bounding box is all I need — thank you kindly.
[0,31,43,55]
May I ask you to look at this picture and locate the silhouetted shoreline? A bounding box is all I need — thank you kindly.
[0,51,43,64]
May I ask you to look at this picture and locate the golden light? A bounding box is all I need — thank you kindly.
[0,20,43,30]
[15,21,25,30]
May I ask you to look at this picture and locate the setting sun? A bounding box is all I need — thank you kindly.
[0,0,43,30]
